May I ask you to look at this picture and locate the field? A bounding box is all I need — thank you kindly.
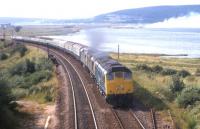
[110,53,200,129]
[0,25,81,38]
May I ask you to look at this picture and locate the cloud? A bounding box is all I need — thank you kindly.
[145,12,200,28]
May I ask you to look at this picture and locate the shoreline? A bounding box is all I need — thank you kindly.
[110,52,200,59]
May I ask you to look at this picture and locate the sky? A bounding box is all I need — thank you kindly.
[1,0,200,19]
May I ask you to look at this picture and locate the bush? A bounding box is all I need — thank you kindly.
[187,117,197,129]
[35,57,53,71]
[152,65,163,73]
[11,88,28,99]
[10,59,35,75]
[157,87,176,101]
[170,75,184,93]
[0,52,8,60]
[176,87,200,108]
[45,95,53,102]
[9,76,25,87]
[18,45,27,57]
[28,85,56,102]
[178,70,191,78]
[0,85,13,105]
[161,68,177,75]
[10,44,27,57]
[195,69,200,76]
[136,64,152,72]
[0,83,18,129]
[0,106,18,129]
[26,70,52,86]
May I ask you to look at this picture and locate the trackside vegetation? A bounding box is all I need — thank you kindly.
[0,41,57,129]
[110,53,200,129]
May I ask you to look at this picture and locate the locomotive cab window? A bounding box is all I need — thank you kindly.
[115,72,123,78]
[124,72,132,80]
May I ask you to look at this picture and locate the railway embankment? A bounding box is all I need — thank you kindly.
[0,41,58,129]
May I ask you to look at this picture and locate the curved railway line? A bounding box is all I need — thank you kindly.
[50,46,157,129]
[27,43,159,129]
[49,49,98,129]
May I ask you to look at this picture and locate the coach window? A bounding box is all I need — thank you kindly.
[107,73,114,80]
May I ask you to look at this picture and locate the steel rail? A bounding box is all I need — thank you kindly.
[51,49,98,129]
[151,109,156,129]
[130,110,146,129]
[110,108,125,129]
[54,54,78,129]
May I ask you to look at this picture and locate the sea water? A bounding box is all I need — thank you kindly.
[49,28,200,58]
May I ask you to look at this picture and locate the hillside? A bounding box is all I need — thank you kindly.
[93,5,200,23]
[0,5,200,25]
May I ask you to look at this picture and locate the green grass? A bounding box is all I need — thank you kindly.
[0,44,58,102]
[111,53,200,129]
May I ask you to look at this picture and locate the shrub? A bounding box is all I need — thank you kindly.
[0,85,13,105]
[45,95,53,102]
[176,87,200,108]
[157,87,176,101]
[187,117,197,129]
[0,83,18,129]
[152,65,163,73]
[161,68,177,75]
[0,106,18,129]
[18,45,27,57]
[195,69,200,76]
[10,44,27,57]
[11,88,28,99]
[22,70,52,87]
[28,85,56,102]
[35,57,53,71]
[178,70,191,78]
[0,79,7,87]
[170,75,184,93]
[9,76,25,87]
[10,59,35,75]
[0,52,8,60]
[136,64,152,72]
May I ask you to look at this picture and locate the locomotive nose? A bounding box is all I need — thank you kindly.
[116,85,124,91]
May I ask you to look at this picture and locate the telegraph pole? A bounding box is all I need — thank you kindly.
[0,24,6,47]
[47,43,50,59]
[118,44,120,61]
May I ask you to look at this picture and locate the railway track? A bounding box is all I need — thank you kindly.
[131,101,156,129]
[55,55,78,129]
[30,43,158,129]
[47,47,150,129]
[111,107,147,129]
[132,109,156,129]
[43,47,98,129]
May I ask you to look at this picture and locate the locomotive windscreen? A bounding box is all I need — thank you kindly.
[111,66,131,73]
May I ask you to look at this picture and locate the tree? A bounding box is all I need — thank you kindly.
[177,70,190,78]
[176,87,200,108]
[170,75,184,93]
[14,26,22,32]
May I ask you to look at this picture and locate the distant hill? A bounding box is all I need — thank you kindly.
[92,5,200,23]
[0,5,200,25]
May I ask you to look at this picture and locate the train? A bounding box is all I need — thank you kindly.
[12,36,134,106]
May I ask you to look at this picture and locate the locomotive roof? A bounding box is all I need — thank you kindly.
[87,49,131,73]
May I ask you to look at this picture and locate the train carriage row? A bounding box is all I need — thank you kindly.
[13,36,134,106]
